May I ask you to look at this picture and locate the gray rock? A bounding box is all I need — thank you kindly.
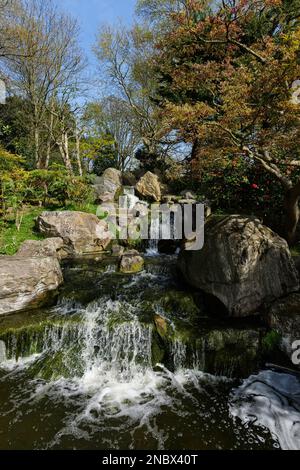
[178,215,299,317]
[93,168,122,202]
[180,190,197,200]
[135,171,161,202]
[0,256,63,316]
[36,211,111,256]
[111,244,125,257]
[17,238,66,259]
[119,250,144,274]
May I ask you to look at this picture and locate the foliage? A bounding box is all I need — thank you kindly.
[199,159,289,230]
[154,0,300,240]
[0,147,94,233]
[262,330,282,355]
[83,99,140,171]
[24,168,94,207]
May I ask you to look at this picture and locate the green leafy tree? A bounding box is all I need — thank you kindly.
[154,0,300,243]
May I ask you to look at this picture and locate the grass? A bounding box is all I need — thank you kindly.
[59,202,98,214]
[0,208,45,256]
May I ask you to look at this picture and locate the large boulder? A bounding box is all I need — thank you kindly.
[178,215,299,317]
[135,171,161,202]
[17,238,66,260]
[0,256,63,316]
[36,211,111,256]
[93,168,122,202]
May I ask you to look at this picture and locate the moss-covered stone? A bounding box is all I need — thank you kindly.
[0,310,82,362]
[119,253,144,274]
[156,290,200,319]
[261,330,282,354]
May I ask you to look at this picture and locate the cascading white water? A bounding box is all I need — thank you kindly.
[1,260,299,450]
[146,213,160,256]
[122,187,139,209]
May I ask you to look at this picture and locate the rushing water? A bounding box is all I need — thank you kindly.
[0,256,299,450]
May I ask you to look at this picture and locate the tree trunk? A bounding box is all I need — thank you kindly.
[191,137,200,163]
[284,180,300,246]
[59,131,73,175]
[35,126,41,168]
[45,106,54,170]
[75,129,83,176]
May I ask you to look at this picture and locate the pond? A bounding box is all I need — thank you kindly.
[0,256,299,450]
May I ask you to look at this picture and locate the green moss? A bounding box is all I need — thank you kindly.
[262,330,282,354]
[119,259,144,274]
[0,312,82,361]
[29,344,84,380]
[158,290,199,318]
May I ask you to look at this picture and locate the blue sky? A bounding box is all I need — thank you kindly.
[57,0,136,69]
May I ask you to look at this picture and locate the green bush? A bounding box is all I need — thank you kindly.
[24,168,94,207]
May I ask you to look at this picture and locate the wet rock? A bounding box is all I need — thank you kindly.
[36,211,111,256]
[178,215,299,317]
[119,250,144,274]
[17,238,67,260]
[135,171,161,202]
[267,293,300,365]
[0,256,63,316]
[93,168,122,203]
[156,289,200,320]
[111,244,125,258]
[199,327,262,377]
[154,314,168,337]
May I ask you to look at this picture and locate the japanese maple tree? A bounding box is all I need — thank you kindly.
[155,0,300,243]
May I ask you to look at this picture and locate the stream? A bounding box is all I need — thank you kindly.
[0,254,299,450]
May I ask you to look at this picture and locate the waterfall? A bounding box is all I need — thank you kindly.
[146,213,160,256]
[122,187,139,209]
[1,258,297,450]
[172,339,187,370]
[0,340,6,363]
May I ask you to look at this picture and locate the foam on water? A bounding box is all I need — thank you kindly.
[0,261,298,450]
[230,370,300,450]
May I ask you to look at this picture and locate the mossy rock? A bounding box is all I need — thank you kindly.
[28,344,84,380]
[119,255,144,274]
[0,311,82,362]
[154,289,200,320]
